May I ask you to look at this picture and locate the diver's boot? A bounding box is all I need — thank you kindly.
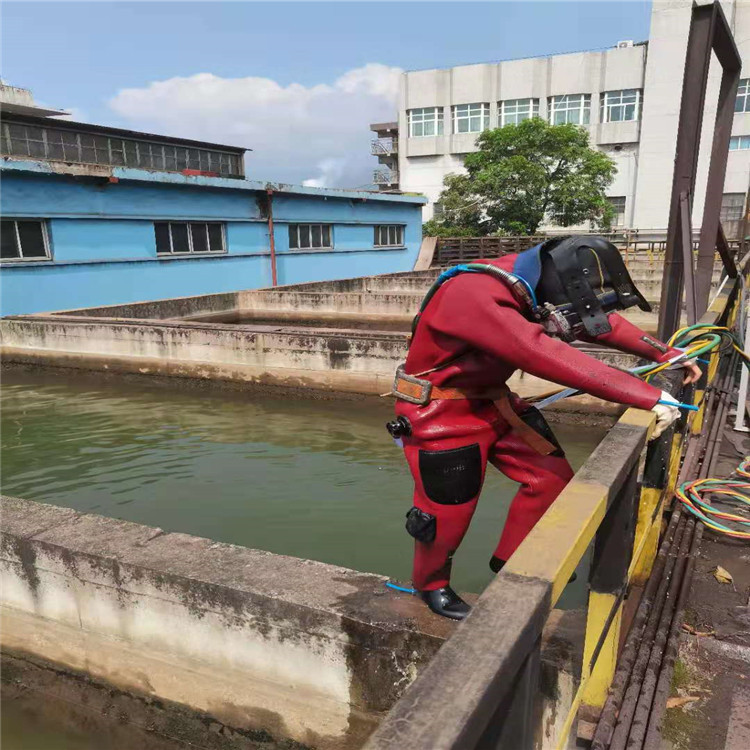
[490,556,577,583]
[419,586,471,621]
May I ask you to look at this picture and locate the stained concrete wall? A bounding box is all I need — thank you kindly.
[0,496,583,749]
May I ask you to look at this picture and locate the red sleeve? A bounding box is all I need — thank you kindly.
[431,276,662,410]
[584,313,683,364]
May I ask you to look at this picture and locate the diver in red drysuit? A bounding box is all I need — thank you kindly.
[390,236,700,620]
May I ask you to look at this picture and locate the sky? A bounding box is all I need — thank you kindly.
[1,1,653,188]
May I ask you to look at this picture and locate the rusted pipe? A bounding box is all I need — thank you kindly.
[267,188,278,287]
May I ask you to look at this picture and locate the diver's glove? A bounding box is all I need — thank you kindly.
[650,391,680,439]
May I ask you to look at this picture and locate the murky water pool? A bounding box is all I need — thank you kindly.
[0,368,607,748]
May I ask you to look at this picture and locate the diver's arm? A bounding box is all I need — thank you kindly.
[433,277,663,410]
[583,313,701,384]
[583,313,682,363]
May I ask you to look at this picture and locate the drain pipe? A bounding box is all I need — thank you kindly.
[266,188,278,287]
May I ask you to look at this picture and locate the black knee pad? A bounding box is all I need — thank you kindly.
[405,507,436,543]
[518,407,565,457]
[418,443,482,505]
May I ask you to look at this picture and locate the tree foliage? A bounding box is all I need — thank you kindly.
[425,118,617,236]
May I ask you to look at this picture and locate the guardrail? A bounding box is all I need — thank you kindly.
[371,138,398,155]
[373,168,399,185]
[432,235,744,267]
[364,276,743,750]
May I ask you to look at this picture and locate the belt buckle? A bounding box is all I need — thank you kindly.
[394,366,433,406]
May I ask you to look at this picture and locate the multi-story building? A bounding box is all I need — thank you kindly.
[387,0,750,234]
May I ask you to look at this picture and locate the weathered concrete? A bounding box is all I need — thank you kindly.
[1,496,584,749]
[0,268,674,414]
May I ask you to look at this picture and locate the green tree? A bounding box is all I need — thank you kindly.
[424,118,617,236]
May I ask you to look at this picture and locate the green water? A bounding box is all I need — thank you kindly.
[0,369,606,748]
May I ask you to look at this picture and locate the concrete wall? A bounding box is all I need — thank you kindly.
[0,496,583,749]
[0,161,425,316]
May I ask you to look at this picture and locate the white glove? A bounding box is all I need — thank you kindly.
[650,391,680,440]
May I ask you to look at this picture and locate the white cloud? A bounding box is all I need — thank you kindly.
[108,64,401,189]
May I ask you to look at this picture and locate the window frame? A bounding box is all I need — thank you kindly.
[288,223,334,251]
[374,224,405,248]
[719,193,746,224]
[735,78,750,114]
[451,103,491,134]
[0,218,51,262]
[498,98,540,127]
[729,135,750,150]
[607,196,627,227]
[600,89,642,123]
[154,221,226,256]
[407,107,445,138]
[548,94,592,126]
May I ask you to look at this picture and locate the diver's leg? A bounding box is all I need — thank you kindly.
[488,412,574,570]
[403,434,492,619]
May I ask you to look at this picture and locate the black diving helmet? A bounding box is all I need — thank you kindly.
[513,235,651,339]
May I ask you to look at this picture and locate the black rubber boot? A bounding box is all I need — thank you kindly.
[419,586,471,621]
[490,555,577,582]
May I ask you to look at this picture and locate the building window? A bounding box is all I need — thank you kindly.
[736,79,750,113]
[499,98,540,126]
[720,193,745,224]
[548,94,591,125]
[407,107,444,138]
[0,219,50,261]
[601,90,642,123]
[607,196,627,227]
[154,222,225,254]
[729,135,750,150]
[288,224,333,250]
[1,121,244,178]
[452,103,490,134]
[374,225,404,247]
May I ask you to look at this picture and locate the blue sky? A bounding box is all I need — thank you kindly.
[1,1,653,186]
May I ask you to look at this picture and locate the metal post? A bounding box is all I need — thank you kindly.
[695,8,742,314]
[580,462,639,722]
[680,192,698,326]
[734,296,749,433]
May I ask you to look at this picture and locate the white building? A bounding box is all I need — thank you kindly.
[381,0,750,235]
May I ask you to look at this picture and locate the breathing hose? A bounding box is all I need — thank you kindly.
[675,458,750,540]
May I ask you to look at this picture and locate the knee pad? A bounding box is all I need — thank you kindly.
[418,443,482,505]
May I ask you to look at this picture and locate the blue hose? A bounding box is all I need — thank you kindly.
[385,581,417,594]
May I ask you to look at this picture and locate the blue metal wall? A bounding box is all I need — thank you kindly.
[0,165,425,315]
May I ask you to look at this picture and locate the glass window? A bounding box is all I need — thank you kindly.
[720,193,745,224]
[288,224,333,250]
[155,222,225,255]
[0,220,50,260]
[729,135,750,150]
[601,90,642,123]
[607,196,627,227]
[736,79,750,113]
[499,98,539,126]
[548,94,591,125]
[374,225,404,247]
[407,107,444,137]
[452,103,490,134]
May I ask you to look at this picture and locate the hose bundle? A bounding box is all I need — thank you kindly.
[675,458,750,540]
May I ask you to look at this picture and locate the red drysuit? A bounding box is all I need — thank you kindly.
[396,254,682,591]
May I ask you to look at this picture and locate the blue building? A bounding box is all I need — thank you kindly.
[0,110,425,316]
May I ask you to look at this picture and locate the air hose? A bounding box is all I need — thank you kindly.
[533,323,750,410]
[675,458,750,540]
